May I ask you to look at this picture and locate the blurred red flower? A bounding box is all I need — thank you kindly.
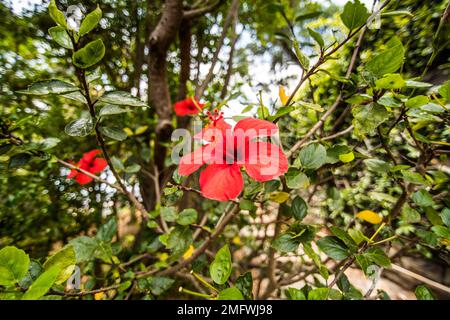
[67,150,107,185]
[179,113,288,201]
[174,97,205,116]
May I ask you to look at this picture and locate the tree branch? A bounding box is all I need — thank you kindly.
[183,0,225,20]
[195,0,239,98]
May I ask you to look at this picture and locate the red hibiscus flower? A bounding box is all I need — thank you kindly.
[178,112,288,201]
[67,150,108,185]
[174,97,205,116]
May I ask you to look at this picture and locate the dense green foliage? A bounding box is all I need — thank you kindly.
[0,0,449,300]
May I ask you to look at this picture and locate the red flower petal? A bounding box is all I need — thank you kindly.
[244,141,288,182]
[67,169,78,179]
[174,98,204,116]
[89,157,107,174]
[234,118,278,140]
[178,145,210,176]
[75,173,93,185]
[199,164,243,201]
[81,149,102,164]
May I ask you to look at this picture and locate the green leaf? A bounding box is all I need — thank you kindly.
[330,227,358,252]
[69,236,98,263]
[148,277,175,296]
[48,0,67,28]
[298,143,327,169]
[267,106,295,121]
[363,247,391,268]
[264,180,280,193]
[43,246,76,284]
[364,159,392,173]
[375,73,406,89]
[94,242,113,263]
[415,285,435,300]
[99,91,147,107]
[326,144,351,164]
[161,206,177,222]
[402,170,430,186]
[303,243,329,280]
[431,225,450,239]
[99,105,128,116]
[167,226,193,257]
[293,39,309,70]
[235,272,253,300]
[355,254,370,273]
[307,28,324,47]
[412,189,435,207]
[378,94,402,108]
[401,204,421,224]
[217,287,244,300]
[352,103,390,136]
[297,101,324,112]
[285,287,306,300]
[438,80,450,103]
[33,137,60,151]
[292,196,308,221]
[17,80,79,95]
[425,207,443,227]
[295,11,322,22]
[366,37,405,77]
[18,261,43,289]
[405,80,432,88]
[317,236,350,260]
[345,93,372,104]
[125,164,141,173]
[405,95,429,109]
[348,228,369,245]
[441,208,450,227]
[416,230,439,247]
[72,39,105,69]
[96,219,117,242]
[286,169,310,189]
[22,266,60,300]
[176,209,198,226]
[9,153,31,169]
[272,233,300,253]
[99,126,127,141]
[340,0,370,31]
[0,246,30,286]
[48,26,73,49]
[308,288,341,300]
[61,91,87,104]
[118,281,132,292]
[65,117,94,137]
[239,199,256,212]
[210,244,232,285]
[79,5,102,36]
[110,156,125,172]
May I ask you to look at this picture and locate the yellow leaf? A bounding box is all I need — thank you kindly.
[279,86,289,105]
[269,192,290,203]
[159,252,169,262]
[356,210,383,224]
[339,151,355,163]
[123,127,134,136]
[94,292,104,300]
[429,141,450,147]
[182,245,194,260]
[441,238,450,246]
[135,125,148,135]
[232,235,242,246]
